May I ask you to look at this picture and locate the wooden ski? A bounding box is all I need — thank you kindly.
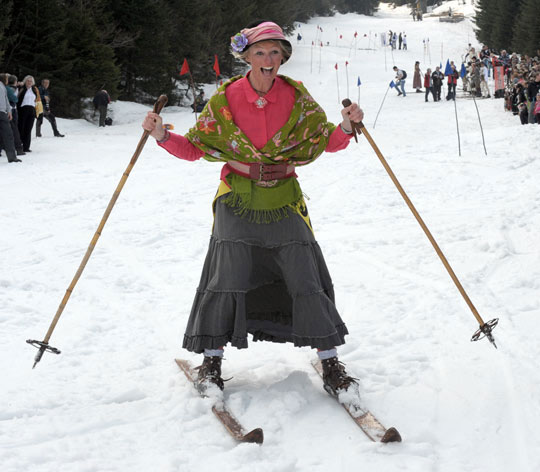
[311,360,401,443]
[175,359,263,444]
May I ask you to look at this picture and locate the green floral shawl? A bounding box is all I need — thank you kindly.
[185,75,335,223]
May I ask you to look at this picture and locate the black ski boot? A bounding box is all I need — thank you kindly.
[321,357,358,396]
[195,356,225,394]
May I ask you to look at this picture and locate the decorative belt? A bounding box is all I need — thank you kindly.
[227,161,296,182]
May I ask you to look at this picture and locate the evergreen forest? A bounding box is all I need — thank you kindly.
[475,0,540,57]
[0,0,377,116]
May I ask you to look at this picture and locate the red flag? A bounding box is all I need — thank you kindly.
[354,31,358,38]
[213,54,220,77]
[339,34,342,39]
[180,58,190,76]
[335,63,338,70]
[345,61,349,66]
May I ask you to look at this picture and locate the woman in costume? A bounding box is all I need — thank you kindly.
[142,21,363,396]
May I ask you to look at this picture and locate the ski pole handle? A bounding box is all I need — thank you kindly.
[341,98,364,142]
[153,94,168,115]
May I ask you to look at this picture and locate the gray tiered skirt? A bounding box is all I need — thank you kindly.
[182,197,348,353]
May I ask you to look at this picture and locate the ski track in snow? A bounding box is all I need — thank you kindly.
[2,2,540,471]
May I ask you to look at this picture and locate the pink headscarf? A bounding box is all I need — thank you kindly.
[243,22,287,45]
[230,21,291,57]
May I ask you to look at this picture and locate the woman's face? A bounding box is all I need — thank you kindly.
[25,78,33,88]
[246,41,283,85]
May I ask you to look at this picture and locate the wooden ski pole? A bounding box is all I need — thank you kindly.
[26,95,169,368]
[342,98,498,348]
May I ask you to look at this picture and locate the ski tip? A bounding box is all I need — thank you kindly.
[241,427,264,445]
[381,427,402,443]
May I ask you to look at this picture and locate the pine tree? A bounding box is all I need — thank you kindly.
[1,0,72,81]
[60,0,120,116]
[490,0,523,52]
[0,0,13,64]
[104,0,178,102]
[512,0,540,56]
[474,0,497,46]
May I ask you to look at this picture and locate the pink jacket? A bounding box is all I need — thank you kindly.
[158,74,352,177]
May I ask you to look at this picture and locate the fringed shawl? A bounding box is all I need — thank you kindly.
[185,75,335,222]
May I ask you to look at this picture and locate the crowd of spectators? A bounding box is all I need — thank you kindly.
[0,72,65,164]
[460,44,540,125]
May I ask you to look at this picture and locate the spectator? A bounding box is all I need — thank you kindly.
[0,73,20,163]
[6,75,24,155]
[36,79,64,138]
[527,72,540,123]
[517,101,528,125]
[402,34,407,51]
[413,61,422,92]
[480,63,491,98]
[424,68,434,102]
[432,66,444,101]
[446,63,459,100]
[393,66,407,97]
[471,59,482,97]
[479,45,492,72]
[534,93,540,124]
[191,90,207,113]
[17,75,41,153]
[399,32,403,50]
[93,89,111,127]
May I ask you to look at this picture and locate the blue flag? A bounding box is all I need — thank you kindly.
[389,80,395,88]
[444,59,452,76]
[357,76,362,86]
[460,63,466,78]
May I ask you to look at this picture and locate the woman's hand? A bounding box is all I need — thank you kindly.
[142,111,166,141]
[340,102,364,133]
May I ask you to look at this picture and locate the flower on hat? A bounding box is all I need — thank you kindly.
[231,33,248,52]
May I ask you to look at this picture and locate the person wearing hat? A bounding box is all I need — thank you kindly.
[534,92,540,124]
[142,20,363,396]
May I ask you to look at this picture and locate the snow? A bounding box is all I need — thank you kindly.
[2,2,540,471]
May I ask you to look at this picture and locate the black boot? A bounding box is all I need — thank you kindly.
[196,356,225,394]
[321,357,357,396]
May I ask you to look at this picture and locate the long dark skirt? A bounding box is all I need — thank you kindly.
[182,197,348,353]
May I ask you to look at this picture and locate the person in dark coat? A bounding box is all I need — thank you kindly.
[432,66,444,101]
[0,73,20,162]
[36,79,64,137]
[93,89,111,127]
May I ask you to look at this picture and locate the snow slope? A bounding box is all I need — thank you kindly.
[2,3,540,471]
